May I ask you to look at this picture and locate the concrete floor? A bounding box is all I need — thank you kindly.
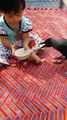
[25,0,66,8]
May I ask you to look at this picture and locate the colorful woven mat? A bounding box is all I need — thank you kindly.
[0,8,67,120]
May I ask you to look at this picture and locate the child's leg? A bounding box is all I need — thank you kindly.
[28,50,44,64]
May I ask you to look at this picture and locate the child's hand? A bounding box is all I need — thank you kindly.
[11,44,17,55]
[24,45,29,50]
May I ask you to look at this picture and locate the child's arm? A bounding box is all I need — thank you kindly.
[0,36,13,49]
[22,32,30,50]
[0,36,17,53]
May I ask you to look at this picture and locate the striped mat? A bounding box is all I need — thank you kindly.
[0,8,67,120]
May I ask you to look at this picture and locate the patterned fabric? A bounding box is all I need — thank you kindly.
[0,8,67,120]
[0,16,43,64]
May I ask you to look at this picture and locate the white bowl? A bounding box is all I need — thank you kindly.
[15,48,31,60]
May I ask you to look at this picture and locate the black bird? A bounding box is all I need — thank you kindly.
[40,38,67,63]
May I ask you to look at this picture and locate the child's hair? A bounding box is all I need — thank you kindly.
[0,0,25,14]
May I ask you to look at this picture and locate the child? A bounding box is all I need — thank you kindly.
[0,0,44,68]
[40,38,67,63]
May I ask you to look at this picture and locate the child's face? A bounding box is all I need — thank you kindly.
[5,10,23,23]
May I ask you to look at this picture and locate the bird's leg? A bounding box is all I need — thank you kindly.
[52,55,65,60]
[51,55,66,64]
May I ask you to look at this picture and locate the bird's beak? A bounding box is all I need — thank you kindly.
[38,42,45,48]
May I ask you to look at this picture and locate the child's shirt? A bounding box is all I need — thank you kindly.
[0,16,32,44]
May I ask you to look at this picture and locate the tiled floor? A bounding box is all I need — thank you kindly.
[26,1,59,8]
[25,0,67,8]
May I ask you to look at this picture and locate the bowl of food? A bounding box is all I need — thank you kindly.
[14,48,31,60]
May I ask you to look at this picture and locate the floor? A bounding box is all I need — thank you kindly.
[25,0,67,8]
[0,8,67,120]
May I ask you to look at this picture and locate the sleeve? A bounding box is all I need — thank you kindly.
[0,16,7,36]
[0,25,7,36]
[21,17,33,33]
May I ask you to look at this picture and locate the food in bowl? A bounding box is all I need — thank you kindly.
[14,48,31,60]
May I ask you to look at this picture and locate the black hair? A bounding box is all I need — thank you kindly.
[0,0,25,14]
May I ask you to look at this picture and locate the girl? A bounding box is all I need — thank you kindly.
[0,0,44,68]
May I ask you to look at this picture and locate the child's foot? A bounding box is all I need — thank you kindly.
[35,56,42,64]
[32,54,45,64]
[28,53,43,64]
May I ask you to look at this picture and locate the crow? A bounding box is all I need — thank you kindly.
[40,38,67,63]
